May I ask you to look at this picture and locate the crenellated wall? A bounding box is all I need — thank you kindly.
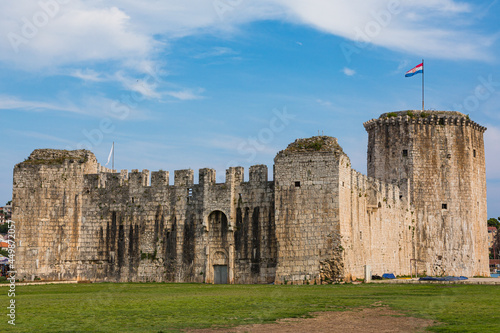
[13,151,276,283]
[339,167,413,280]
[12,110,489,283]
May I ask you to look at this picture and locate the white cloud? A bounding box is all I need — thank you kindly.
[71,69,105,82]
[166,89,205,101]
[114,71,162,99]
[0,3,156,69]
[0,0,495,71]
[273,0,492,61]
[343,67,356,76]
[193,47,238,59]
[317,99,333,107]
[0,94,151,120]
[0,95,80,114]
[6,130,73,145]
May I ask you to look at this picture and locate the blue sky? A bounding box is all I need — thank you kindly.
[0,0,499,218]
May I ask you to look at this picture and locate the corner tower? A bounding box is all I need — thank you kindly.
[274,137,346,284]
[364,111,488,276]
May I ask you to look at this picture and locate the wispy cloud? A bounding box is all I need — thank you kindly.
[0,95,81,114]
[193,47,238,59]
[316,99,332,107]
[166,89,205,101]
[7,130,73,145]
[71,69,105,82]
[342,68,356,76]
[114,71,162,99]
[0,94,151,120]
[0,0,495,71]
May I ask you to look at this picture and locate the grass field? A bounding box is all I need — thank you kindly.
[1,282,499,332]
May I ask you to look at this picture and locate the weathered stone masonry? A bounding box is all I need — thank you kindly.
[12,111,489,283]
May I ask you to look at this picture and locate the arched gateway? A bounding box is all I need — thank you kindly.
[206,210,234,284]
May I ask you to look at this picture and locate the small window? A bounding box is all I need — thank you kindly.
[402,150,408,157]
[442,203,447,210]
[473,149,476,157]
[369,154,372,162]
[295,181,301,187]
[187,188,193,197]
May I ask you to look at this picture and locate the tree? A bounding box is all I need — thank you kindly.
[487,218,500,229]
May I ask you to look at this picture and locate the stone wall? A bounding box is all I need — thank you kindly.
[12,110,489,283]
[12,149,97,281]
[273,137,413,284]
[13,151,276,283]
[364,111,489,276]
[338,167,413,280]
[274,137,344,284]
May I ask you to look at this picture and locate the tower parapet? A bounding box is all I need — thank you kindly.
[364,110,487,133]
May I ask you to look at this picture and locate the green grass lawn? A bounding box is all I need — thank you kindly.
[1,283,499,332]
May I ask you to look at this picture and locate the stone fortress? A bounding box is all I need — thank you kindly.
[12,110,489,284]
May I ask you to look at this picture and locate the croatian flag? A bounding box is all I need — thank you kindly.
[405,63,423,77]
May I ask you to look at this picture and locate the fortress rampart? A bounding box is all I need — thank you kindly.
[12,111,489,283]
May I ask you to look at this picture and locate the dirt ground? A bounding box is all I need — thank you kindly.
[188,306,439,333]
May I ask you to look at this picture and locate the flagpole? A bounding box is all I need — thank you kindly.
[422,59,424,111]
[112,142,114,171]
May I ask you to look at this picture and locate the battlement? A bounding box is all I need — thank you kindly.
[82,164,272,190]
[13,123,489,284]
[363,110,486,132]
[350,169,403,206]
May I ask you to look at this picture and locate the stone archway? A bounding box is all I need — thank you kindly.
[206,210,234,284]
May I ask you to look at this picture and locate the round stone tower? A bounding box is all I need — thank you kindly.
[363,110,489,277]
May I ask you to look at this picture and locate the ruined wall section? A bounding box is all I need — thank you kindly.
[274,137,343,284]
[338,161,413,280]
[12,149,98,281]
[364,111,489,277]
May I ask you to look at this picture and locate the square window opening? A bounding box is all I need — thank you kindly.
[402,149,408,157]
[295,181,301,187]
[442,203,448,210]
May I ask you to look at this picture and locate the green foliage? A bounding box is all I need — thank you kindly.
[420,112,429,118]
[0,284,499,332]
[141,251,157,260]
[298,139,324,151]
[386,112,398,118]
[0,223,9,233]
[406,111,415,118]
[488,218,500,229]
